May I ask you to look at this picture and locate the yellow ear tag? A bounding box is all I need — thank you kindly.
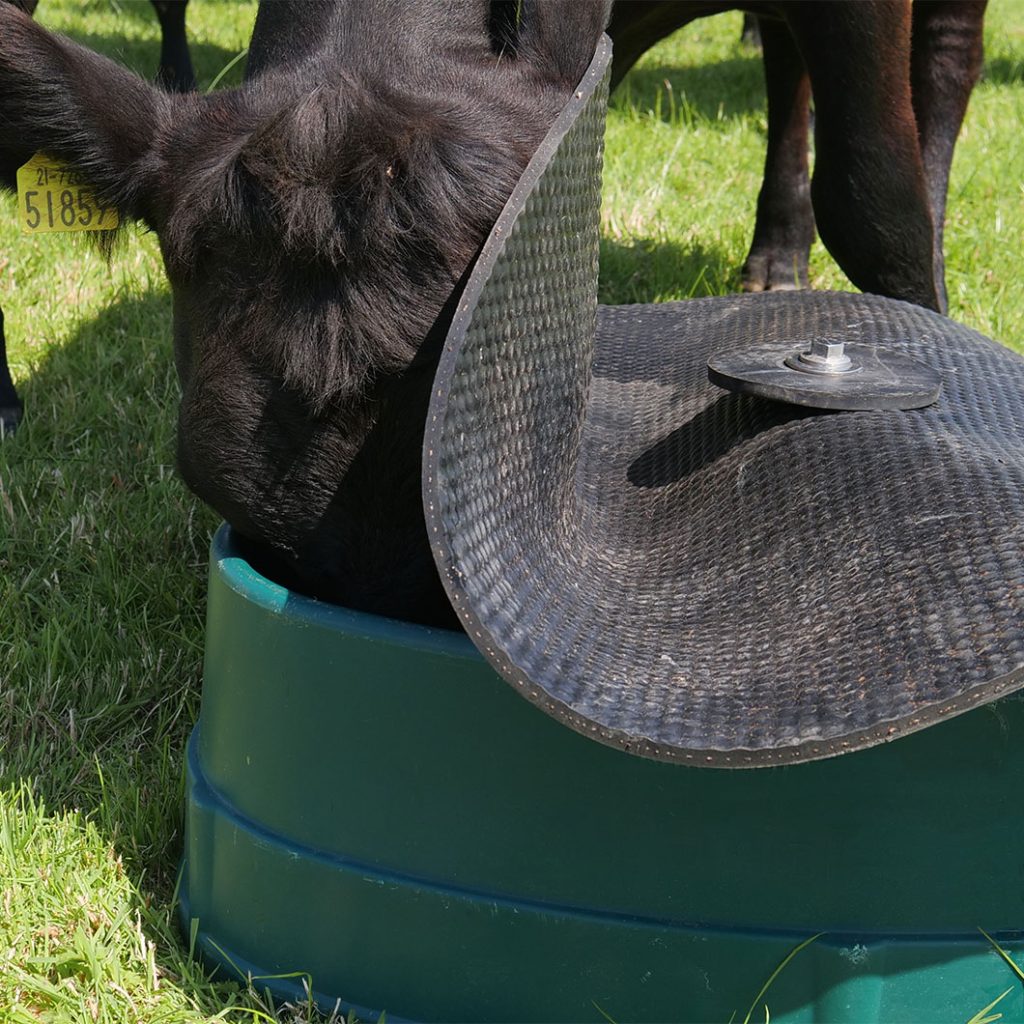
[16,153,119,234]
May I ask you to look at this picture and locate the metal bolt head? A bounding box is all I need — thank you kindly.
[810,340,846,362]
[785,338,859,376]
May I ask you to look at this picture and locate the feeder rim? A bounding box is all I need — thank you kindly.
[210,523,480,662]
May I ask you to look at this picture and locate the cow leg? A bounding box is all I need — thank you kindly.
[741,12,762,48]
[741,16,814,292]
[150,0,194,93]
[1,0,33,434]
[783,1,941,311]
[0,305,22,436]
[911,0,987,313]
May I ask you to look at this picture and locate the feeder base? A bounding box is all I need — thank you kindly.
[179,525,1024,1023]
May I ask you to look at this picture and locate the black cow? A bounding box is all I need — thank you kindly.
[0,0,612,623]
[0,1,991,626]
[0,0,192,434]
[608,1,987,313]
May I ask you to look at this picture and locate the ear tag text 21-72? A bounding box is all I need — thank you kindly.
[16,153,119,234]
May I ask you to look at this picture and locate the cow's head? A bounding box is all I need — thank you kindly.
[0,2,608,624]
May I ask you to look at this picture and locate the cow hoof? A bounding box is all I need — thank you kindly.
[741,249,810,294]
[0,405,22,437]
[741,266,808,294]
[741,278,805,294]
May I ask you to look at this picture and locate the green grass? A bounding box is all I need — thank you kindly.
[0,2,1022,1021]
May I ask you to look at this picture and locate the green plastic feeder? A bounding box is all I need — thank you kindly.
[180,524,1024,1022]
[180,31,1024,1024]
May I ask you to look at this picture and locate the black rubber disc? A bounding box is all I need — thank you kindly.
[707,341,942,411]
[424,34,1024,768]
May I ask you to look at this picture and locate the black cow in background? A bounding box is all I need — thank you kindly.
[0,1,995,626]
[0,0,192,434]
[608,1,987,312]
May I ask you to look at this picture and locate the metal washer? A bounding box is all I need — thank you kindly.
[708,340,942,411]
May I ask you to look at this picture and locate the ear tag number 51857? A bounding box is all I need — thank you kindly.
[16,153,119,234]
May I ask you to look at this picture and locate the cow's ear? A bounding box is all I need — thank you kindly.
[511,0,612,85]
[0,5,169,225]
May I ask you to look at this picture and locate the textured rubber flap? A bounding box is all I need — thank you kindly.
[422,36,1024,767]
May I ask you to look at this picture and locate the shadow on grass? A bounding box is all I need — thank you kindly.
[599,235,741,305]
[984,55,1024,86]
[0,287,244,1003]
[3,285,208,843]
[612,56,766,124]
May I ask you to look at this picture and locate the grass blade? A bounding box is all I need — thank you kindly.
[741,933,823,1024]
[206,48,250,93]
[979,927,1024,983]
[966,985,1012,1024]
